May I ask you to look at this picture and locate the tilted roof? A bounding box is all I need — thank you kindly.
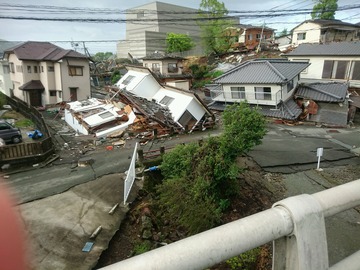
[213,60,309,84]
[294,19,360,30]
[4,41,88,61]
[19,80,45,91]
[295,82,348,102]
[286,42,360,56]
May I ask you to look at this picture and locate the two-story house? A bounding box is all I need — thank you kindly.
[142,51,192,90]
[286,41,360,88]
[206,59,309,120]
[291,19,360,46]
[238,24,275,50]
[4,41,90,107]
[115,65,214,131]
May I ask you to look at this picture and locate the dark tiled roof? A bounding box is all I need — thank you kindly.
[260,99,302,120]
[213,60,309,84]
[5,41,88,61]
[295,82,348,102]
[238,24,275,31]
[286,42,360,56]
[19,80,45,91]
[301,19,360,28]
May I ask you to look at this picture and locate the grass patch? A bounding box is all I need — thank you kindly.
[14,119,34,128]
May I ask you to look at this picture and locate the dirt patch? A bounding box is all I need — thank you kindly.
[95,156,285,269]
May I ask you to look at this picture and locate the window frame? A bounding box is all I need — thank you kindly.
[297,32,306,40]
[167,63,178,73]
[122,75,135,85]
[230,86,245,99]
[159,96,175,106]
[255,87,272,100]
[68,66,83,76]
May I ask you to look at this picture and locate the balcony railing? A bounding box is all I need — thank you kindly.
[99,179,360,270]
[210,89,280,106]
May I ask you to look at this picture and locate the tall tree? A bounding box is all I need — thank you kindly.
[311,0,338,20]
[92,52,114,62]
[198,0,235,56]
[165,32,195,53]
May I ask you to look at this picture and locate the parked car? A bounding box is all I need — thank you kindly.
[0,120,22,144]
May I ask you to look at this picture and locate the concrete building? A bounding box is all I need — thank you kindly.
[4,41,90,107]
[117,2,204,59]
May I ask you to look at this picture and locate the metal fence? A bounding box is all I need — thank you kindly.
[124,142,138,205]
[100,179,360,270]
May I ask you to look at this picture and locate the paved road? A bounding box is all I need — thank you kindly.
[2,122,360,269]
[4,123,360,204]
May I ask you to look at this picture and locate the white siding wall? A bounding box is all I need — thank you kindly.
[288,55,360,87]
[292,22,321,45]
[152,89,205,122]
[215,84,282,106]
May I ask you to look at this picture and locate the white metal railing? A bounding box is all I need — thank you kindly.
[210,89,277,105]
[123,142,138,204]
[100,179,360,270]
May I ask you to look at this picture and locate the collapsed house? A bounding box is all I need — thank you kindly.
[64,65,215,138]
[294,82,348,126]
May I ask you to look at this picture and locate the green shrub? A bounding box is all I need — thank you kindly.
[133,241,152,255]
[14,119,34,128]
[226,248,260,270]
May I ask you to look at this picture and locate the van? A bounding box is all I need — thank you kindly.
[0,120,22,144]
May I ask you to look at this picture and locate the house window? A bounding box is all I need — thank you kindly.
[34,66,38,73]
[247,34,253,41]
[122,75,135,85]
[16,65,22,73]
[27,65,31,73]
[256,33,261,40]
[287,80,294,93]
[9,63,15,73]
[152,63,160,73]
[48,66,54,72]
[68,66,83,76]
[49,90,57,97]
[168,63,178,73]
[58,91,62,98]
[144,63,148,68]
[322,60,349,79]
[178,110,196,127]
[231,87,245,99]
[41,66,44,72]
[255,87,272,100]
[99,111,114,119]
[297,32,306,40]
[159,96,175,106]
[351,61,360,80]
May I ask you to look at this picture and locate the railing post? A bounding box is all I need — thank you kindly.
[272,194,329,270]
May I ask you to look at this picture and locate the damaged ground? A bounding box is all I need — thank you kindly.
[4,111,360,270]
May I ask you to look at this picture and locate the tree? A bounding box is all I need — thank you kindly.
[311,0,338,20]
[156,102,267,234]
[92,52,114,62]
[198,0,235,56]
[165,32,195,53]
[279,28,288,37]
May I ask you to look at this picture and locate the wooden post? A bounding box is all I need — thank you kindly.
[160,146,165,155]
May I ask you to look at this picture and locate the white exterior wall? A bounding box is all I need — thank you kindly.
[58,58,90,102]
[8,54,25,102]
[282,76,300,101]
[288,55,360,87]
[166,80,190,91]
[117,70,161,99]
[215,84,282,106]
[292,22,321,46]
[0,60,12,96]
[152,89,205,122]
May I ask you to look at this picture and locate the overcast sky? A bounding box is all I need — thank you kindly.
[0,0,359,54]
